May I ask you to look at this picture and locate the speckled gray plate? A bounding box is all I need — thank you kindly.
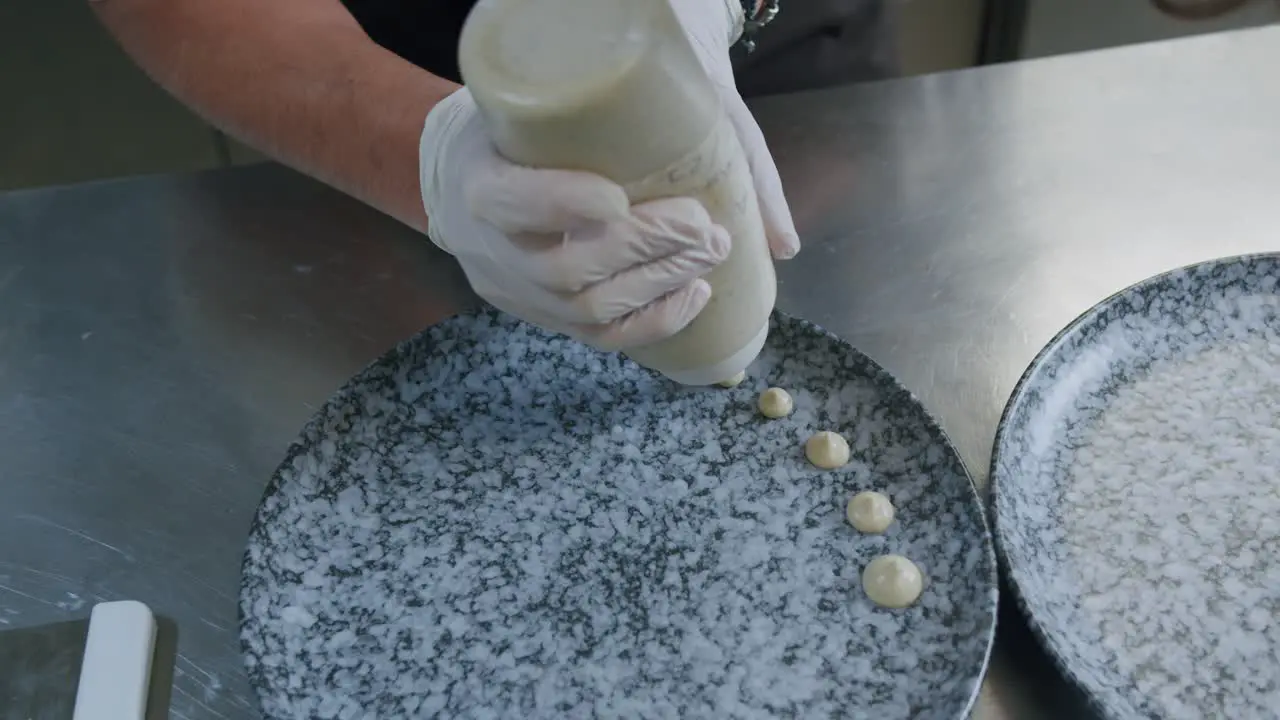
[992,254,1280,720]
[240,308,996,719]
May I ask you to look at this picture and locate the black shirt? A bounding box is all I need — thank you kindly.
[343,0,478,83]
[341,0,894,97]
[340,0,763,86]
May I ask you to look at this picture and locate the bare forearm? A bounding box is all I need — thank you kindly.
[91,0,458,232]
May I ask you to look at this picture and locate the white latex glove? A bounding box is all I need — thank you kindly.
[674,0,801,261]
[420,1,799,351]
[421,88,730,351]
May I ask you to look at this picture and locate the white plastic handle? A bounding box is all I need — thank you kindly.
[72,600,157,720]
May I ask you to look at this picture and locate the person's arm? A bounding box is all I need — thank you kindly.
[90,0,457,232]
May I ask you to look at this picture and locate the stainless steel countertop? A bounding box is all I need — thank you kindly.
[3,25,1279,719]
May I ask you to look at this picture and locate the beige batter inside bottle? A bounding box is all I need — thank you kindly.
[459,0,777,385]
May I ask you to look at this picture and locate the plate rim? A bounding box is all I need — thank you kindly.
[988,251,1280,720]
[238,307,1000,719]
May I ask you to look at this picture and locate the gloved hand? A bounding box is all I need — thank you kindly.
[419,1,799,352]
[674,0,800,262]
[421,89,730,352]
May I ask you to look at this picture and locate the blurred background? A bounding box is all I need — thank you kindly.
[2,0,1277,191]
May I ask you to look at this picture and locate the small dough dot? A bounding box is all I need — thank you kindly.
[757,388,794,418]
[862,554,924,609]
[846,491,895,533]
[717,371,746,388]
[805,431,850,469]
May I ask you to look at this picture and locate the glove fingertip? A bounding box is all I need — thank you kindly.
[771,231,801,260]
[661,279,713,340]
[691,277,713,304]
[758,193,800,260]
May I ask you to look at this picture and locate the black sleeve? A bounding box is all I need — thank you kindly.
[341,0,897,98]
[345,0,763,83]
[342,0,478,83]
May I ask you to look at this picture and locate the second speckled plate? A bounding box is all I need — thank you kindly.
[992,254,1280,719]
[240,308,996,719]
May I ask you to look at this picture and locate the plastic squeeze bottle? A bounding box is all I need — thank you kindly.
[458,0,777,386]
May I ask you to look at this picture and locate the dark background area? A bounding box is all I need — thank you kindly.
[1,0,1275,190]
